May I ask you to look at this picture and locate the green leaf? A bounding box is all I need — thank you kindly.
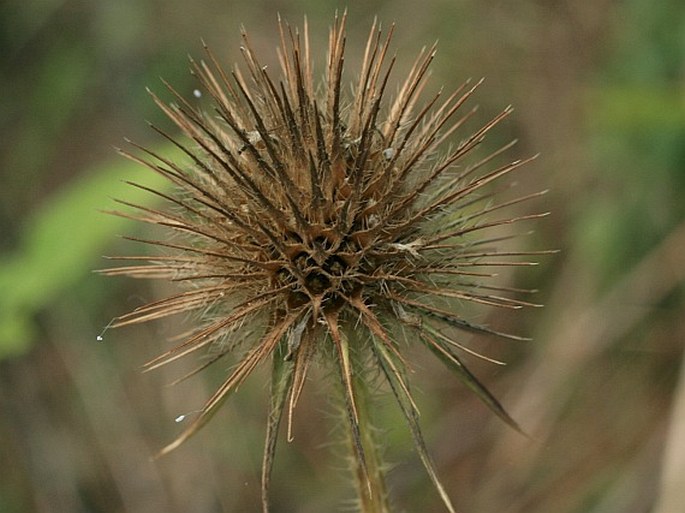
[0,147,178,359]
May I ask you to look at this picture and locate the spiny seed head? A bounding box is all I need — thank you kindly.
[104,13,548,513]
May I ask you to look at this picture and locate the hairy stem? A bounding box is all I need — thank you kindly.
[347,346,391,513]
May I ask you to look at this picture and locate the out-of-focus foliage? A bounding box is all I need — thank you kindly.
[582,83,685,289]
[579,0,685,290]
[0,154,171,358]
[0,0,683,512]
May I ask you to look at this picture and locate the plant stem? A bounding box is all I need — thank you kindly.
[348,353,391,513]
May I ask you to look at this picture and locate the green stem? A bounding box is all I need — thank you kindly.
[348,354,391,513]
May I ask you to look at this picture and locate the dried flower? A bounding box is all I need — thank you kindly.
[104,13,548,513]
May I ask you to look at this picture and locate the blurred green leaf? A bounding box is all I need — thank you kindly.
[0,147,178,359]
[580,85,685,289]
[591,86,685,130]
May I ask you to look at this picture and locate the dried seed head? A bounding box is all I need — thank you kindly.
[104,13,548,512]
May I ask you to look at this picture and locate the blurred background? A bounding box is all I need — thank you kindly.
[1,0,684,512]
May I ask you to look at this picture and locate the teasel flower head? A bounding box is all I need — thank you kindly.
[103,12,550,513]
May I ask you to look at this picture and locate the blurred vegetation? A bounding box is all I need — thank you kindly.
[0,1,683,512]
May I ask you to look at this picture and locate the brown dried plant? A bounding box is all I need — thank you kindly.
[102,13,549,513]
